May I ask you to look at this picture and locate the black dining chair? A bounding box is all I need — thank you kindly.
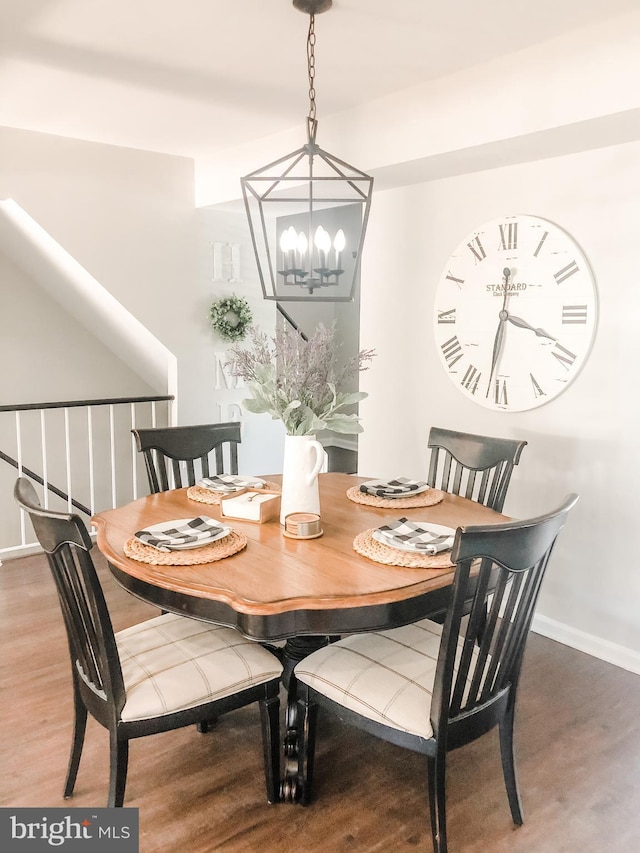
[294,494,578,853]
[426,427,528,629]
[427,426,527,513]
[14,477,283,808]
[132,422,241,493]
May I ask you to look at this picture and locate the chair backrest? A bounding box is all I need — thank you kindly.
[13,478,125,724]
[427,426,527,512]
[431,493,578,749]
[132,422,242,493]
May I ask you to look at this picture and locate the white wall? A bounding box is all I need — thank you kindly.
[358,139,640,666]
[1,252,153,403]
[0,125,193,408]
[196,206,285,477]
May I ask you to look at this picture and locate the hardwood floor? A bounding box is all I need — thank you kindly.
[2,551,640,852]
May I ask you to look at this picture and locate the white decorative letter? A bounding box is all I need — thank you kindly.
[214,352,243,390]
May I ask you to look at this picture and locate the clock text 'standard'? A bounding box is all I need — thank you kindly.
[486,281,527,293]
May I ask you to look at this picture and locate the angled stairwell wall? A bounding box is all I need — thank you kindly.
[0,198,177,399]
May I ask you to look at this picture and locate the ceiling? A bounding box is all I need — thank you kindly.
[0,0,638,161]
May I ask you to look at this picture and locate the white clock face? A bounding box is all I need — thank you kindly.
[434,215,597,412]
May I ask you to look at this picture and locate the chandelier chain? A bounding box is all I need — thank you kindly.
[306,14,317,137]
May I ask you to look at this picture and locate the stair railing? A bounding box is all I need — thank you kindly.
[0,395,174,558]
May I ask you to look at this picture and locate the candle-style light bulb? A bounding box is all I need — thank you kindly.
[280,228,296,272]
[333,229,346,270]
[280,229,291,270]
[296,231,308,272]
[315,226,331,268]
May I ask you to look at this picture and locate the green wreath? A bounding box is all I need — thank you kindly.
[209,295,253,342]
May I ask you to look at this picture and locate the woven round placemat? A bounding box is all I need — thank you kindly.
[346,485,445,509]
[187,482,280,505]
[353,529,454,569]
[124,530,248,566]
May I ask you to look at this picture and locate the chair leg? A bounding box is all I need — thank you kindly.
[108,731,129,808]
[63,685,87,798]
[296,691,318,807]
[259,693,281,805]
[427,752,448,853]
[499,702,524,825]
[196,716,217,734]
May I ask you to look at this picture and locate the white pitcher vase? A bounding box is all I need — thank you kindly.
[280,435,325,525]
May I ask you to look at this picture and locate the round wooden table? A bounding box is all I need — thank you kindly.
[92,472,507,642]
[92,472,508,802]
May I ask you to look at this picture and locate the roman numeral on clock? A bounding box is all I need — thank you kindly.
[493,378,508,406]
[441,336,464,368]
[499,222,518,251]
[437,308,456,325]
[445,272,464,288]
[551,342,577,371]
[461,365,481,394]
[562,304,588,324]
[533,230,549,258]
[530,373,546,398]
[467,237,486,263]
[554,260,579,284]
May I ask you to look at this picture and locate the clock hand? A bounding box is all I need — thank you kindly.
[485,268,512,398]
[506,314,556,341]
[500,267,510,312]
[486,315,507,398]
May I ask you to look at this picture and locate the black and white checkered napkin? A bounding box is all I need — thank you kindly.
[134,516,228,552]
[359,478,429,498]
[376,518,454,554]
[197,475,265,493]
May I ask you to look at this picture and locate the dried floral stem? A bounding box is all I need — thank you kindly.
[226,323,375,436]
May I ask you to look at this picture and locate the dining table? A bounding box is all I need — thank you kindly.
[91,471,508,801]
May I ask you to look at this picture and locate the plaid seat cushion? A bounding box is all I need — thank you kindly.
[295,619,478,739]
[116,614,283,722]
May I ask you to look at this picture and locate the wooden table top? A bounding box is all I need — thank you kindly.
[92,473,508,640]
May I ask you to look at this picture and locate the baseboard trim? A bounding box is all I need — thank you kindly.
[532,613,640,676]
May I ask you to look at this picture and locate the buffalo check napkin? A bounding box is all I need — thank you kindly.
[197,475,266,493]
[375,518,455,554]
[134,516,229,552]
[359,477,429,498]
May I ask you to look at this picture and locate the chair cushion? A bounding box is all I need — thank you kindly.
[116,614,283,722]
[295,619,477,740]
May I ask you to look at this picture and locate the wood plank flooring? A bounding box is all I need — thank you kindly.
[2,551,640,852]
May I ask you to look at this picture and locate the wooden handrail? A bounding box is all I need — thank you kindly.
[276,303,308,341]
[0,395,174,414]
[0,450,91,516]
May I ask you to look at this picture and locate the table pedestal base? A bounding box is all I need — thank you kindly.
[279,635,331,803]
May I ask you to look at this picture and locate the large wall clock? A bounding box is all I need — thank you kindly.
[433,215,597,412]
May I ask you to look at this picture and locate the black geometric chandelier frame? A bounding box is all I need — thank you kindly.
[241,0,374,302]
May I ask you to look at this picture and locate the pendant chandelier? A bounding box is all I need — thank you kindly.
[241,0,374,302]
